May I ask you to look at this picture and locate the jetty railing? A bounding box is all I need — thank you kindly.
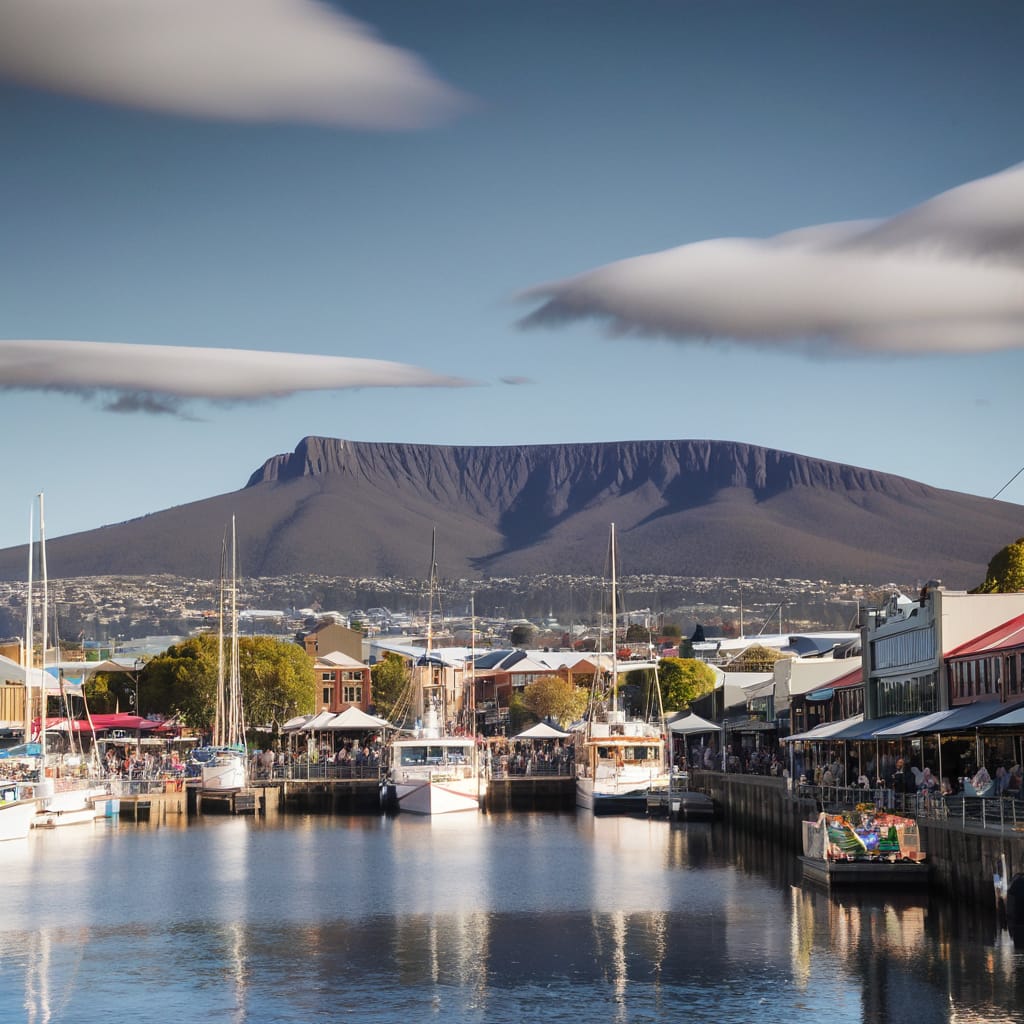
[797,781,1024,833]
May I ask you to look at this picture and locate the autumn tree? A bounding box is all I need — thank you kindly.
[658,657,718,712]
[975,538,1024,594]
[522,674,589,727]
[370,653,411,722]
[726,644,788,673]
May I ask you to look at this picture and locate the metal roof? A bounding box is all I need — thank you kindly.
[946,612,1024,658]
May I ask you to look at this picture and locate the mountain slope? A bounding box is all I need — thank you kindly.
[0,436,1018,587]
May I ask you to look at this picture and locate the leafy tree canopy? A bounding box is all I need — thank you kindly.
[370,653,410,723]
[522,674,589,727]
[975,537,1024,594]
[138,634,315,731]
[659,657,718,712]
[238,636,316,731]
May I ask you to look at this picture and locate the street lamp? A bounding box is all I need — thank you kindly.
[132,658,144,757]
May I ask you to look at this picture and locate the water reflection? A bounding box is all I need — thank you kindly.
[2,814,1024,1022]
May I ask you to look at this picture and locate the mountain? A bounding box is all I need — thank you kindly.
[0,436,1019,587]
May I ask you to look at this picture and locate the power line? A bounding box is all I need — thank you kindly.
[993,465,1024,501]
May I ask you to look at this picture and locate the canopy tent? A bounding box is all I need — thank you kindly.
[281,715,312,732]
[514,721,570,740]
[322,706,395,731]
[300,711,338,731]
[667,713,722,736]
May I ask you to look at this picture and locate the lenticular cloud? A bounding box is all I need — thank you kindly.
[0,0,468,129]
[0,340,474,416]
[520,163,1024,354]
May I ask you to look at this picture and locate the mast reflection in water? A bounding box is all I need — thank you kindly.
[1,813,1022,1022]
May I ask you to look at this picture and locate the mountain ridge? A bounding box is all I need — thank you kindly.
[0,436,1017,588]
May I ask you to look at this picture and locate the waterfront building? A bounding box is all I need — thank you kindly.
[314,651,373,715]
[862,582,1024,719]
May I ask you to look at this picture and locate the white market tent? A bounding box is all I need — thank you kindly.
[323,706,395,731]
[514,721,570,740]
[667,713,722,736]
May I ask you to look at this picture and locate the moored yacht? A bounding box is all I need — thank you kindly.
[575,524,668,815]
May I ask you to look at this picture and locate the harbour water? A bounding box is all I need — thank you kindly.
[2,812,1022,1023]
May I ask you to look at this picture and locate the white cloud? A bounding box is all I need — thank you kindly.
[0,340,475,416]
[0,0,469,128]
[520,163,1024,354]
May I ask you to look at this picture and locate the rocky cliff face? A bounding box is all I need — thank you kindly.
[0,436,1018,586]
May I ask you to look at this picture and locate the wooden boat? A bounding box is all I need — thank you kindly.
[800,809,928,885]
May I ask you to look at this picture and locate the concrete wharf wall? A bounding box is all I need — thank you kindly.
[691,769,1024,901]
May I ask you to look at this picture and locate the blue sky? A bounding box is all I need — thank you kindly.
[2,1,1023,552]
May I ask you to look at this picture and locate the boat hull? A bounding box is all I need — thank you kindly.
[33,782,108,829]
[388,777,484,815]
[0,799,38,842]
[799,855,930,886]
[202,756,247,791]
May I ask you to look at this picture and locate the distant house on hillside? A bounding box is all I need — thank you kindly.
[301,621,362,662]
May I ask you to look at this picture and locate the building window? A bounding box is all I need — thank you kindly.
[321,672,334,682]
[322,686,333,706]
[343,685,362,704]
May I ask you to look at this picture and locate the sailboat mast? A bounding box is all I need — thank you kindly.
[229,516,241,746]
[23,502,34,743]
[38,493,48,768]
[214,533,226,748]
[610,523,617,716]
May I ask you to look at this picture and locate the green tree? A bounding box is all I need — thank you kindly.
[238,636,316,731]
[625,623,650,643]
[370,653,410,722]
[140,634,221,728]
[975,537,1024,593]
[659,657,717,711]
[522,674,589,727]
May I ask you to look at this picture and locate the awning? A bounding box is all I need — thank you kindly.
[784,713,863,743]
[731,719,777,733]
[805,688,835,702]
[872,709,956,738]
[982,704,1024,729]
[830,714,917,741]
[917,702,1006,734]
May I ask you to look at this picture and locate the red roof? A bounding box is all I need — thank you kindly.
[34,714,176,734]
[829,666,863,690]
[946,612,1024,659]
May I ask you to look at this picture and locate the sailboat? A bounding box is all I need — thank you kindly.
[575,523,668,814]
[384,532,486,814]
[199,518,248,791]
[0,503,41,841]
